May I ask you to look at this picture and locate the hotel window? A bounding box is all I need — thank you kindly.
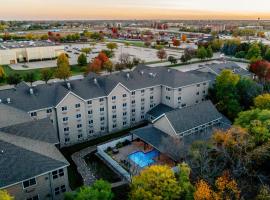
[78,134,83,139]
[89,130,94,134]
[141,107,144,110]
[63,117,68,122]
[131,118,135,121]
[65,138,70,143]
[123,112,127,116]
[141,115,145,119]
[150,96,154,100]
[61,185,66,193]
[77,124,82,128]
[100,107,104,112]
[75,103,80,108]
[166,87,171,91]
[123,103,127,107]
[197,84,200,87]
[62,106,67,111]
[99,98,104,102]
[87,100,92,104]
[141,98,145,102]
[112,115,117,119]
[178,97,181,100]
[112,105,116,110]
[181,104,186,107]
[54,187,60,195]
[196,92,200,95]
[52,169,64,179]
[141,89,145,93]
[101,127,105,131]
[26,195,39,200]
[23,178,36,189]
[123,121,127,126]
[178,88,182,92]
[76,114,81,118]
[30,112,37,117]
[166,96,170,100]
[113,124,117,128]
[131,100,135,104]
[203,82,207,85]
[123,94,127,98]
[132,91,135,95]
[46,109,52,113]
[89,120,93,124]
[150,104,154,108]
[88,110,93,115]
[64,127,69,132]
[132,109,135,113]
[100,117,105,121]
[203,90,206,94]
[112,96,116,100]
[150,87,154,91]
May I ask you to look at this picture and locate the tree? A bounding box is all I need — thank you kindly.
[156,49,167,61]
[57,53,70,68]
[210,39,223,52]
[124,42,130,48]
[194,180,214,200]
[64,180,113,200]
[249,60,270,82]
[197,47,207,60]
[106,42,118,52]
[129,165,182,200]
[0,190,14,200]
[81,47,92,54]
[144,41,151,47]
[206,46,213,59]
[236,77,263,109]
[77,53,87,66]
[0,66,6,82]
[168,56,177,64]
[214,70,242,119]
[40,68,53,84]
[23,72,36,86]
[256,185,270,200]
[246,43,262,61]
[235,109,270,145]
[87,58,102,74]
[181,34,187,42]
[103,60,114,74]
[97,52,109,68]
[173,39,181,47]
[6,73,22,85]
[254,93,270,110]
[55,53,71,81]
[178,163,195,200]
[264,48,270,62]
[101,49,114,58]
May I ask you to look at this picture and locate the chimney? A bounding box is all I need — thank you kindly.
[29,88,34,95]
[66,82,71,90]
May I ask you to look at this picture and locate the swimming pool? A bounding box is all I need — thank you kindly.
[128,149,159,168]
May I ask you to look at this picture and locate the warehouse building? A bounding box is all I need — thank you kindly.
[0,41,65,64]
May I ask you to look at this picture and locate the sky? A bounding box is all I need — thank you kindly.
[1,0,270,20]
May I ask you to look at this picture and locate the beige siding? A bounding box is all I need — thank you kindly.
[153,115,177,137]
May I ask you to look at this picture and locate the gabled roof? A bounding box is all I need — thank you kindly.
[147,103,174,119]
[164,101,222,134]
[0,65,210,112]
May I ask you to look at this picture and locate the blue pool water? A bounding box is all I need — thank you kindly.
[128,150,159,168]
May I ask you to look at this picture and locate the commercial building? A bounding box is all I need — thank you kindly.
[0,104,69,200]
[0,65,210,147]
[0,41,64,65]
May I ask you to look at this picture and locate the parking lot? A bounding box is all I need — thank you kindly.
[10,42,183,70]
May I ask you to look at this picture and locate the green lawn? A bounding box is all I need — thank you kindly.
[0,65,86,85]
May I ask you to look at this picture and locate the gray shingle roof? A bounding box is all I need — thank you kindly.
[0,65,210,112]
[147,103,174,119]
[0,138,67,188]
[0,118,59,144]
[164,100,222,134]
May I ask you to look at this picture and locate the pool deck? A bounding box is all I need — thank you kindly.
[111,141,175,174]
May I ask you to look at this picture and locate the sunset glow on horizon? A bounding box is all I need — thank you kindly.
[1,0,270,20]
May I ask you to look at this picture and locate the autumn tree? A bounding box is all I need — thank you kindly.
[0,66,6,82]
[55,53,71,81]
[97,52,109,68]
[156,49,167,61]
[194,180,214,200]
[246,43,262,61]
[106,42,118,52]
[129,165,182,200]
[40,68,53,84]
[0,190,13,200]
[81,47,91,54]
[77,53,87,66]
[249,60,270,82]
[254,93,270,110]
[103,60,114,74]
[87,58,102,74]
[173,39,181,47]
[181,34,187,42]
[256,185,270,200]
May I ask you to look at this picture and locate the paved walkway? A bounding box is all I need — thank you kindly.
[71,146,97,186]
